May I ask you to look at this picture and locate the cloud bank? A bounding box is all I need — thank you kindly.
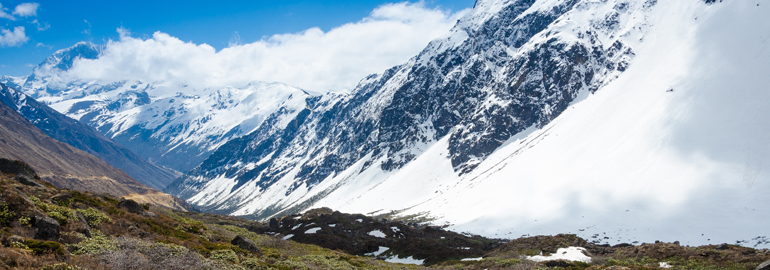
[0,26,29,47]
[66,2,468,92]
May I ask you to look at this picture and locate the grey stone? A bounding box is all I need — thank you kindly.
[117,199,146,215]
[14,175,45,188]
[232,235,262,256]
[33,215,60,241]
[75,212,92,238]
[757,259,770,270]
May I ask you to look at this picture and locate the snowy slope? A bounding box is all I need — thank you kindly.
[12,42,311,172]
[315,0,770,247]
[172,0,643,216]
[173,0,770,248]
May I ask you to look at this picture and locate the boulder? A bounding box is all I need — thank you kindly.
[757,259,770,270]
[14,174,45,188]
[232,235,263,256]
[33,215,60,241]
[117,199,146,215]
[75,212,92,238]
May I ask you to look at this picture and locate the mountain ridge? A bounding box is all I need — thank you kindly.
[0,85,151,196]
[0,82,179,190]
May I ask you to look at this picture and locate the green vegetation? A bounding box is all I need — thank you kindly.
[76,208,112,227]
[0,171,767,270]
[26,239,65,256]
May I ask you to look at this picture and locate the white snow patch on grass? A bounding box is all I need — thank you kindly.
[527,247,591,263]
[282,234,294,240]
[305,227,321,234]
[461,257,483,261]
[385,255,424,265]
[368,230,386,238]
[365,246,389,257]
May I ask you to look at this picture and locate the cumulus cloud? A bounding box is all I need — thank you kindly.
[66,2,468,92]
[0,3,15,20]
[31,19,49,31]
[0,26,29,47]
[13,3,39,17]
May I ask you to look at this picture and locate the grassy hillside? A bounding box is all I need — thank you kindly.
[0,160,766,269]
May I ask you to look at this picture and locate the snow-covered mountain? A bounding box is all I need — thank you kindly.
[169,0,641,212]
[168,0,770,248]
[3,43,312,173]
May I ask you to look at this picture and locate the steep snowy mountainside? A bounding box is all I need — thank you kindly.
[0,83,179,190]
[315,0,770,247]
[11,42,312,173]
[169,0,646,218]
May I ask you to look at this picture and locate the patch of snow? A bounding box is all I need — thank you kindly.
[305,227,321,234]
[391,226,400,232]
[328,224,336,228]
[659,262,673,269]
[355,219,363,222]
[527,247,591,263]
[281,234,294,240]
[461,257,483,261]
[291,223,303,230]
[364,246,389,257]
[368,230,386,238]
[385,255,424,265]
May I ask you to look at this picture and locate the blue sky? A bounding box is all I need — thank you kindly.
[0,0,473,77]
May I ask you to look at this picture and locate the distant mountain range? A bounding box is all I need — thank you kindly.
[0,81,178,190]
[0,82,151,196]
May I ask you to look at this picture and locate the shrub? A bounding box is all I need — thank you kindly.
[0,203,16,226]
[25,239,65,256]
[30,196,77,225]
[69,231,117,255]
[210,249,239,264]
[76,208,112,227]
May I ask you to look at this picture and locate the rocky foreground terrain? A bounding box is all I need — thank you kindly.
[0,159,767,269]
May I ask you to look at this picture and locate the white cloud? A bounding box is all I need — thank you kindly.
[13,3,39,17]
[66,2,469,92]
[0,3,15,20]
[32,19,49,31]
[0,26,29,47]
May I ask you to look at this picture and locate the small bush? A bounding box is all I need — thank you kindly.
[69,231,117,255]
[210,249,239,264]
[0,203,16,227]
[76,208,112,227]
[25,239,65,256]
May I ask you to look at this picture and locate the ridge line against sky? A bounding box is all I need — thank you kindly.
[1,0,474,92]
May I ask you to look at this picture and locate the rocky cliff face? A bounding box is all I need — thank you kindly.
[168,0,645,218]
